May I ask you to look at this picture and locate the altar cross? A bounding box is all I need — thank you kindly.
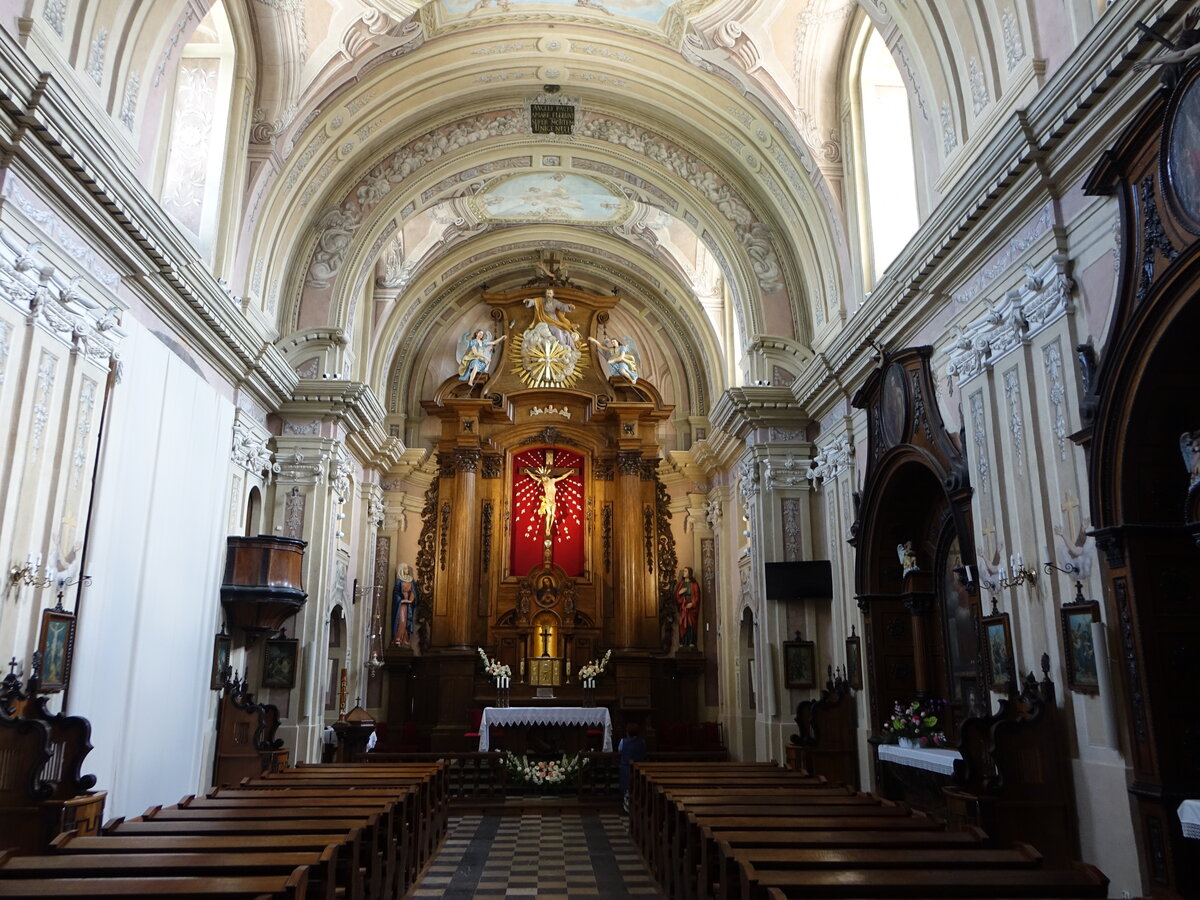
[539,623,553,658]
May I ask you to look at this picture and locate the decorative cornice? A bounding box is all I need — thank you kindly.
[709,386,805,439]
[794,7,1158,417]
[0,28,296,414]
[280,378,405,470]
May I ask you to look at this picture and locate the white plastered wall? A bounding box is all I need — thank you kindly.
[70,316,234,819]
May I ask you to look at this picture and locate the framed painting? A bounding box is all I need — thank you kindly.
[1060,598,1102,694]
[211,633,231,690]
[783,633,816,689]
[845,627,863,690]
[1163,62,1200,233]
[981,610,1016,693]
[263,637,299,689]
[38,607,76,692]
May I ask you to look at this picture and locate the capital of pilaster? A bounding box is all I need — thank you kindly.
[454,447,481,473]
[616,449,643,477]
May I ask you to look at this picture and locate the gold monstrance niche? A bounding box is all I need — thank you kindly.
[420,270,673,711]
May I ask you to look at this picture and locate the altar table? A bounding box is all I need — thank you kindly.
[877,744,963,776]
[478,706,612,752]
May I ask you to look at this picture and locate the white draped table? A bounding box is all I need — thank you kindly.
[1178,799,1200,840]
[478,706,613,752]
[877,744,963,776]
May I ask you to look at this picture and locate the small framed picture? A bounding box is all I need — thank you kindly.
[845,627,863,690]
[981,610,1016,693]
[1060,598,1102,694]
[38,607,77,693]
[211,633,232,690]
[263,638,299,689]
[783,632,816,689]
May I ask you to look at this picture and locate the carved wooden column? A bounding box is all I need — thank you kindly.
[614,448,644,650]
[901,571,935,699]
[425,399,488,650]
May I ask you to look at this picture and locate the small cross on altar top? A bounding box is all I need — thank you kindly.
[539,624,553,657]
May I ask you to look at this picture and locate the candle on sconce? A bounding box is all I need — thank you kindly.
[1043,544,1052,565]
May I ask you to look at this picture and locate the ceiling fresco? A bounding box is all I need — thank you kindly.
[470,172,632,224]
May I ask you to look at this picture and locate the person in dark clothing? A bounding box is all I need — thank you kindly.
[618,722,647,813]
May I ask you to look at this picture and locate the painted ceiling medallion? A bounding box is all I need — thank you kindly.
[469,172,631,224]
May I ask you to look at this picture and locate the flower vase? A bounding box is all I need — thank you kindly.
[496,677,510,708]
[898,736,918,749]
[582,678,596,708]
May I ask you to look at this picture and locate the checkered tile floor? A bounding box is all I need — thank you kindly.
[412,813,661,898]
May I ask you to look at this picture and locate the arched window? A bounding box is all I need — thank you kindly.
[855,25,920,284]
[157,1,236,264]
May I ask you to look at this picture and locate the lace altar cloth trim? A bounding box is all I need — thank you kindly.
[877,744,963,776]
[479,706,613,752]
[1179,799,1200,840]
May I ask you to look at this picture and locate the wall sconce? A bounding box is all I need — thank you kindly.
[1043,546,1082,576]
[953,564,978,593]
[997,552,1038,589]
[9,555,53,588]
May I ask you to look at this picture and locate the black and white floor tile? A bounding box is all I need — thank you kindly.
[413,813,661,898]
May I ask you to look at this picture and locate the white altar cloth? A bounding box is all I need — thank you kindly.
[878,744,963,776]
[478,706,612,752]
[1178,799,1200,840]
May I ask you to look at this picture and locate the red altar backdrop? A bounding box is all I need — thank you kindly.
[511,446,586,577]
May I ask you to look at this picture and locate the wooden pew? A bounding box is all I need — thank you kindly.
[743,861,1108,898]
[102,818,373,899]
[182,794,397,898]
[725,843,1044,900]
[633,761,1110,900]
[700,827,987,900]
[139,805,389,900]
[237,763,447,890]
[671,801,918,899]
[205,787,420,891]
[242,763,448,857]
[660,790,890,896]
[0,869,308,899]
[0,848,335,900]
[52,832,359,900]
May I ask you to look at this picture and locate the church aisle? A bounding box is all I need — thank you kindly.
[412,812,662,898]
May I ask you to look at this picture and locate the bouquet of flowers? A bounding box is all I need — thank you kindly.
[577,649,612,682]
[882,699,948,747]
[477,647,512,685]
[503,751,589,785]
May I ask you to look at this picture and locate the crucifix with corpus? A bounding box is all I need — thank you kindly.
[520,449,578,565]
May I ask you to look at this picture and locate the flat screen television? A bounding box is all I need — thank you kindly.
[764,560,833,601]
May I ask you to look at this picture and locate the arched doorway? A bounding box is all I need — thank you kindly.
[1082,64,1200,893]
[850,348,982,737]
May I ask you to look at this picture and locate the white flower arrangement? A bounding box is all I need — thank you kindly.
[477,647,512,685]
[503,751,589,785]
[576,649,611,682]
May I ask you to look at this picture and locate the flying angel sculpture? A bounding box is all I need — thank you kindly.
[588,335,640,383]
[457,328,506,385]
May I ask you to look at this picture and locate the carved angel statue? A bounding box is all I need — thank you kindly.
[1181,430,1200,489]
[897,541,919,577]
[456,328,506,385]
[588,335,640,382]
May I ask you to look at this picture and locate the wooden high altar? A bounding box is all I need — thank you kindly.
[382,277,705,749]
